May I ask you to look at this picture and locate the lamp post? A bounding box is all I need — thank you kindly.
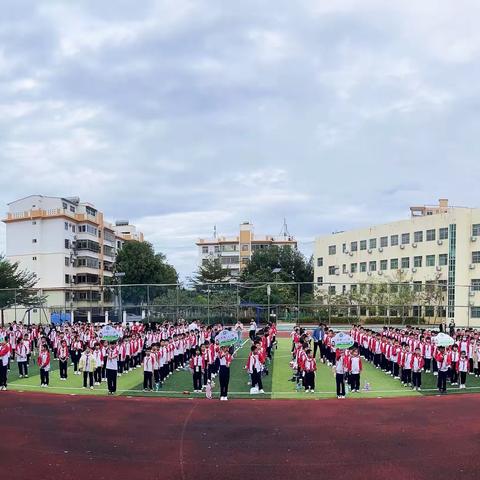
[114,272,126,323]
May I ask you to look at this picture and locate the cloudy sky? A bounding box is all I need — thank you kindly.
[1,0,480,279]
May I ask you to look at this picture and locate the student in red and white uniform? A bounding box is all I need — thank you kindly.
[457,351,469,389]
[57,339,69,380]
[412,348,425,391]
[333,351,348,399]
[16,337,29,378]
[71,336,83,375]
[37,344,51,387]
[142,349,154,392]
[190,348,205,393]
[105,343,119,395]
[423,337,434,373]
[246,345,264,394]
[218,346,233,400]
[400,345,413,387]
[0,337,10,390]
[450,345,460,386]
[347,348,362,393]
[92,343,103,385]
[435,346,451,393]
[303,349,317,393]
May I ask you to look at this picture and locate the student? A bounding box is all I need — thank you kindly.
[249,319,257,342]
[71,336,83,375]
[218,346,233,401]
[143,349,154,392]
[247,345,264,394]
[0,337,9,390]
[348,348,362,393]
[105,343,119,395]
[92,343,103,386]
[450,345,460,386]
[458,351,469,389]
[79,346,97,390]
[58,339,69,380]
[303,349,316,393]
[412,348,424,391]
[152,344,161,391]
[16,338,29,378]
[234,321,244,346]
[333,351,347,399]
[38,345,51,387]
[435,346,451,394]
[400,345,412,387]
[190,348,205,393]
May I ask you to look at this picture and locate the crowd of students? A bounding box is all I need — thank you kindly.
[291,323,480,398]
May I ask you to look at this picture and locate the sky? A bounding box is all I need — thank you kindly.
[1,0,480,280]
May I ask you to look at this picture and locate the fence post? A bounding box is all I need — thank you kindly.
[207,288,210,325]
[297,283,301,324]
[236,284,239,321]
[14,289,17,323]
[176,284,179,319]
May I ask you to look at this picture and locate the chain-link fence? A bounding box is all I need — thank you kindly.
[0,281,478,326]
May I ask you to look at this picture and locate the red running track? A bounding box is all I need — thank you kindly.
[1,392,479,480]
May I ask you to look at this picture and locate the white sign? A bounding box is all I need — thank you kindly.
[432,332,454,348]
[215,330,237,347]
[101,325,120,342]
[332,332,354,350]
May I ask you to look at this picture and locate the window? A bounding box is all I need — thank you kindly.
[414,231,423,243]
[62,202,68,209]
[202,246,208,254]
[317,277,323,285]
[342,264,347,273]
[69,206,75,213]
[85,206,96,216]
[426,229,436,241]
[360,262,367,273]
[473,252,480,264]
[471,279,480,292]
[317,257,324,267]
[380,236,388,248]
[439,228,448,240]
[401,257,410,269]
[351,284,357,294]
[413,281,422,293]
[413,256,422,268]
[76,239,100,253]
[369,238,377,249]
[328,245,336,255]
[71,225,76,233]
[401,233,410,245]
[78,224,98,236]
[65,257,70,267]
[380,259,388,271]
[32,256,37,261]
[369,261,377,271]
[32,238,37,243]
[473,224,480,237]
[76,257,100,269]
[342,243,347,253]
[439,254,448,266]
[215,246,221,253]
[360,240,367,251]
[350,263,358,273]
[328,285,336,295]
[65,274,70,284]
[65,239,70,249]
[328,266,336,275]
[471,307,480,318]
[351,241,358,252]
[64,222,69,230]
[426,255,435,267]
[390,258,399,269]
[390,235,399,246]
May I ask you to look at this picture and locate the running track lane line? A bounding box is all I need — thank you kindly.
[179,402,197,480]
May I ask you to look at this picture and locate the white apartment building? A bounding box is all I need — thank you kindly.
[314,199,480,326]
[2,195,143,320]
[197,222,297,279]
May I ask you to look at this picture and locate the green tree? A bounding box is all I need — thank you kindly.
[114,241,178,304]
[193,257,231,291]
[0,255,42,325]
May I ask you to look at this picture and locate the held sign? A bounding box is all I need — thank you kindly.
[332,332,354,350]
[101,325,120,342]
[215,330,237,347]
[432,332,455,348]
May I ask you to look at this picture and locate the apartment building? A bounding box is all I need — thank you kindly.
[197,222,297,279]
[314,199,480,326]
[3,195,143,316]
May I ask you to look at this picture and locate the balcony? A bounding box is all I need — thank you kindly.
[3,208,99,224]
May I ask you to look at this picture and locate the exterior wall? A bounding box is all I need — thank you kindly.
[314,207,480,326]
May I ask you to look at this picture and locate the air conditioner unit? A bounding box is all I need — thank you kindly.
[378,271,383,275]
[367,272,372,276]
[378,247,383,253]
[412,243,417,248]
[348,273,354,278]
[471,236,477,242]
[344,250,349,254]
[400,244,405,249]
[436,266,442,272]
[437,240,443,246]
[469,301,475,307]
[412,267,417,273]
[349,252,354,257]
[470,264,476,270]
[469,290,476,297]
[367,249,372,254]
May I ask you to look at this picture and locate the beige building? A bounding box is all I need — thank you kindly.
[197,222,297,279]
[314,199,480,326]
[2,195,144,322]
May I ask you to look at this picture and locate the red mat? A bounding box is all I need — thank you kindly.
[1,392,479,480]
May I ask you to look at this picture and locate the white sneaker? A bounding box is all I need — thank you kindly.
[90,386,94,390]
[311,390,314,393]
[259,389,265,394]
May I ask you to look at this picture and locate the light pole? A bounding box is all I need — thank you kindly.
[114,272,126,323]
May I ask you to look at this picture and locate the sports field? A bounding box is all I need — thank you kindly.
[6,338,480,399]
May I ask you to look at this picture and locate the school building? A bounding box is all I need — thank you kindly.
[2,195,144,322]
[314,199,480,327]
